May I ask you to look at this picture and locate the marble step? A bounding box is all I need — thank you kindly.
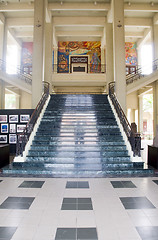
[12,162,136,170]
[2,166,154,177]
[25,156,131,163]
[32,140,126,146]
[37,127,120,132]
[35,132,122,137]
[33,135,124,141]
[30,145,127,151]
[27,150,129,157]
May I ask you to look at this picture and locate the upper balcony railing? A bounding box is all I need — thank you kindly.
[0,59,32,85]
[126,59,158,85]
[52,64,106,74]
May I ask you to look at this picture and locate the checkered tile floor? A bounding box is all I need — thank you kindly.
[0,178,158,239]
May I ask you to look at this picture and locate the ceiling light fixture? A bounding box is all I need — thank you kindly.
[150,1,154,6]
[128,2,131,6]
[94,1,97,5]
[60,1,63,5]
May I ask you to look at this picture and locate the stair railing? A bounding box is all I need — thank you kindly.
[0,59,32,85]
[126,59,158,85]
[16,81,50,156]
[109,82,141,157]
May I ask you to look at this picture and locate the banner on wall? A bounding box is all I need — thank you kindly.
[21,42,33,74]
[125,42,137,66]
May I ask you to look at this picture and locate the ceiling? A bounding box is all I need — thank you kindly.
[0,0,157,45]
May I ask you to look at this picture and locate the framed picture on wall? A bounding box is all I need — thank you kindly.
[9,115,18,123]
[0,115,7,123]
[17,124,26,133]
[1,124,8,133]
[10,124,16,133]
[20,115,30,123]
[9,134,17,144]
[0,135,7,143]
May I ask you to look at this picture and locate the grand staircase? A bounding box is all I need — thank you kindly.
[3,94,154,177]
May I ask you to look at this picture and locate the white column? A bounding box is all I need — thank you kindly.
[44,21,53,93]
[153,20,158,60]
[138,95,143,133]
[112,0,126,112]
[0,80,5,109]
[106,22,113,93]
[153,81,158,137]
[32,0,45,108]
[0,22,4,59]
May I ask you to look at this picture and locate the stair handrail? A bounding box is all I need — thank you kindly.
[16,81,50,156]
[126,59,158,85]
[0,59,32,85]
[109,82,141,157]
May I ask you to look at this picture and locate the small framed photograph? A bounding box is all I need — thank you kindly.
[20,115,30,123]
[9,115,18,123]
[9,134,17,144]
[10,124,16,133]
[0,135,7,143]
[17,124,26,133]
[0,115,7,123]
[1,124,8,133]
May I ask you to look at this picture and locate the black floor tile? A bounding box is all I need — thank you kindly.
[63,198,77,204]
[55,228,98,240]
[77,203,93,210]
[66,181,78,188]
[61,203,77,210]
[77,228,98,239]
[61,198,93,210]
[18,181,45,188]
[153,180,158,185]
[136,226,158,240]
[0,227,17,240]
[55,228,76,239]
[111,181,136,188]
[0,197,35,209]
[66,181,89,189]
[78,198,92,204]
[120,197,155,209]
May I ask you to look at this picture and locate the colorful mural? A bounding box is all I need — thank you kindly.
[125,42,137,66]
[21,42,33,74]
[58,41,101,73]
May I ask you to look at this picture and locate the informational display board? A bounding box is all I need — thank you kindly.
[0,109,34,154]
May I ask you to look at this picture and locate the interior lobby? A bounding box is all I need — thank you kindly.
[0,0,158,239]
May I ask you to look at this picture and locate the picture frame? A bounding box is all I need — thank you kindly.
[0,135,7,143]
[10,124,16,133]
[9,115,18,123]
[9,134,17,144]
[1,124,8,133]
[20,114,30,123]
[0,115,7,123]
[17,124,26,133]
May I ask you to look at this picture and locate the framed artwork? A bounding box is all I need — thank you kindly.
[20,115,30,123]
[17,124,26,133]
[0,115,7,123]
[1,124,8,133]
[10,124,16,133]
[9,134,17,144]
[0,135,7,143]
[9,115,18,123]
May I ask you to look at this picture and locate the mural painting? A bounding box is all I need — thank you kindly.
[21,42,33,74]
[58,41,101,73]
[125,42,137,66]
